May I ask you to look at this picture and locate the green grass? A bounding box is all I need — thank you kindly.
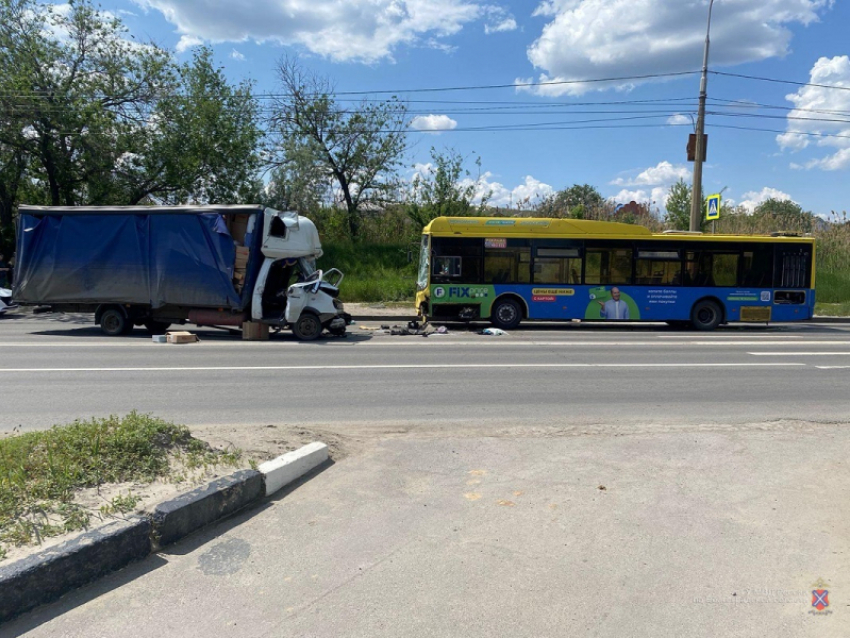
[815,270,850,304]
[0,412,241,555]
[320,242,418,303]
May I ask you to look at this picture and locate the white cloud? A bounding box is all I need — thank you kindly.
[667,114,691,126]
[738,187,796,213]
[230,49,246,62]
[485,17,517,33]
[175,35,204,52]
[409,166,553,207]
[519,0,832,96]
[132,0,502,62]
[611,161,689,187]
[611,186,669,208]
[410,114,458,133]
[483,7,517,34]
[776,56,850,170]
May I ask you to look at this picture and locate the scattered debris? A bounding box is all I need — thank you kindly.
[479,328,508,336]
[598,485,607,491]
[387,321,434,337]
[166,331,200,344]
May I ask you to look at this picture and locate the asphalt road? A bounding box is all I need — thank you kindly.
[2,312,850,432]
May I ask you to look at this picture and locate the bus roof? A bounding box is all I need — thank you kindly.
[422,216,815,244]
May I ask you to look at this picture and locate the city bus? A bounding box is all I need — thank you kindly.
[415,217,815,330]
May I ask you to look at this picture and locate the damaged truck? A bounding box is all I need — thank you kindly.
[12,205,348,340]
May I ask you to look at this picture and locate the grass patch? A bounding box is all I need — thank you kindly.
[0,412,241,556]
[814,302,850,316]
[320,242,418,303]
[816,270,850,304]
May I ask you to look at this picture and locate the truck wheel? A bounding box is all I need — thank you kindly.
[691,299,722,331]
[144,320,171,335]
[293,313,322,341]
[100,309,128,336]
[491,298,522,330]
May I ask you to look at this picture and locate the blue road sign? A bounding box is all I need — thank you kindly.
[706,194,721,221]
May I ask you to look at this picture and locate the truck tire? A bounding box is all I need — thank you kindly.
[690,299,723,331]
[144,320,171,335]
[491,298,522,330]
[293,312,322,341]
[100,308,128,336]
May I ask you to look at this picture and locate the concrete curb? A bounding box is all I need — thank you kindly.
[0,517,151,622]
[259,442,329,496]
[150,470,263,549]
[0,442,328,624]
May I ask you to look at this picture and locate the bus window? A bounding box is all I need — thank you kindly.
[433,256,461,278]
[635,249,681,285]
[533,247,581,284]
[585,247,633,285]
[685,251,739,287]
[740,245,773,287]
[485,248,531,284]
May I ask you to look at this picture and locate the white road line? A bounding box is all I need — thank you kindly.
[748,352,850,356]
[0,363,807,373]
[655,334,804,339]
[815,366,850,369]
[0,340,846,348]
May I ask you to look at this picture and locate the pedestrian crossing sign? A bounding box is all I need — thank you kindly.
[706,194,721,221]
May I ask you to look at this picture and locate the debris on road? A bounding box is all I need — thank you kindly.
[479,328,508,336]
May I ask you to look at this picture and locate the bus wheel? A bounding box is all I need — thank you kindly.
[491,299,522,330]
[690,300,722,331]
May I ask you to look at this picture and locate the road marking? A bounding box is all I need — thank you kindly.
[655,334,803,339]
[0,340,847,348]
[748,352,850,356]
[815,366,850,369]
[0,363,807,373]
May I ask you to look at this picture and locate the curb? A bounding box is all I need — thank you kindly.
[0,442,329,624]
[259,442,328,496]
[0,518,151,622]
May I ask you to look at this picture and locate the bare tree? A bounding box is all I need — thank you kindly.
[269,57,408,238]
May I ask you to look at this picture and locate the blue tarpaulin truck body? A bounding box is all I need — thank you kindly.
[14,205,263,310]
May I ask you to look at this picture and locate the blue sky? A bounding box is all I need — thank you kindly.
[73,1,850,216]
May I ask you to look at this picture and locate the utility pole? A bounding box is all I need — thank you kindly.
[690,0,715,232]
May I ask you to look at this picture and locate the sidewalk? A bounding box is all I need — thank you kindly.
[8,425,849,638]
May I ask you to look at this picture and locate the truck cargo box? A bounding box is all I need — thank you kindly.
[13,205,264,310]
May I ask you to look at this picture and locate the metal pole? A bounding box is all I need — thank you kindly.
[690,0,715,232]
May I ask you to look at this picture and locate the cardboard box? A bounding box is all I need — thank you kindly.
[230,215,250,244]
[235,246,250,258]
[166,331,199,344]
[242,321,269,341]
[233,269,246,283]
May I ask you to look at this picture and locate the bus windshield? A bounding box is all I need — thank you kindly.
[416,234,430,291]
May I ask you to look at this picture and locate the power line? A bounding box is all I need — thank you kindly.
[712,70,850,92]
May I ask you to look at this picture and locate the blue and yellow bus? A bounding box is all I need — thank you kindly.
[415,217,815,330]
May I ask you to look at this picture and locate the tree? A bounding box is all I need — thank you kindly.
[0,0,262,246]
[269,57,409,238]
[117,47,262,205]
[406,147,485,228]
[664,179,692,230]
[752,198,814,233]
[0,0,174,207]
[538,184,604,218]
